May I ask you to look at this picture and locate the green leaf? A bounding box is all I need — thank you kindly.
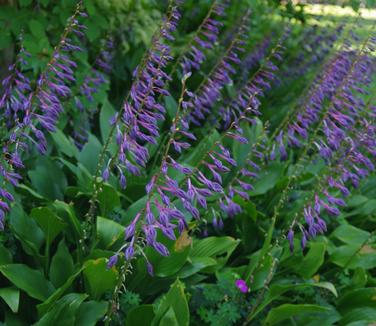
[19,0,32,6]
[0,264,55,301]
[34,293,87,326]
[37,268,84,316]
[340,307,376,325]
[295,241,327,278]
[126,305,155,326]
[330,244,376,270]
[75,301,108,326]
[28,19,45,38]
[49,240,74,288]
[250,162,285,196]
[165,95,178,119]
[190,236,239,272]
[83,258,118,299]
[0,287,20,313]
[51,129,78,158]
[8,204,44,255]
[77,135,102,174]
[251,281,338,319]
[0,244,12,265]
[99,99,115,142]
[331,224,369,245]
[98,184,120,215]
[96,216,123,249]
[153,279,189,326]
[337,288,376,314]
[28,157,67,200]
[153,232,192,277]
[265,304,331,325]
[178,257,217,278]
[31,207,66,245]
[52,201,83,238]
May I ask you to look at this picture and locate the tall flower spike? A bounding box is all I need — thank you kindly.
[0,3,86,230]
[0,39,32,129]
[180,0,228,75]
[102,4,182,191]
[187,10,251,126]
[273,33,362,161]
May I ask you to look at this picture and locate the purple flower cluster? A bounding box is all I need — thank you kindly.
[221,36,286,129]
[0,7,86,230]
[103,5,181,189]
[187,11,250,126]
[0,43,31,129]
[181,0,228,75]
[271,38,357,161]
[289,113,375,252]
[286,35,376,251]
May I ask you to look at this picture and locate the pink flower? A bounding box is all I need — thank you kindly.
[235,279,249,293]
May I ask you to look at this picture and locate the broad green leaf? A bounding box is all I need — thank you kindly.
[152,279,189,326]
[295,241,327,278]
[31,207,66,245]
[251,281,337,319]
[330,244,376,270]
[165,95,178,119]
[190,236,239,272]
[250,161,285,196]
[75,301,108,326]
[49,240,74,288]
[126,305,155,326]
[37,268,84,316]
[0,287,20,313]
[265,304,331,325]
[178,257,217,278]
[153,232,192,277]
[0,264,55,301]
[337,288,376,313]
[51,129,78,158]
[8,204,44,255]
[83,258,118,299]
[28,157,67,200]
[28,19,45,38]
[96,216,123,249]
[77,134,102,174]
[34,293,87,326]
[331,224,369,245]
[340,307,376,325]
[160,307,179,326]
[52,201,83,238]
[98,184,120,215]
[0,244,12,265]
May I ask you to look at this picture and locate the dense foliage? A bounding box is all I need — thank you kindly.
[0,0,375,325]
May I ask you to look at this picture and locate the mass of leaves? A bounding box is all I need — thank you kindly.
[0,0,375,325]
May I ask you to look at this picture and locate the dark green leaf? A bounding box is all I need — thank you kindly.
[75,301,108,326]
[0,264,55,301]
[31,207,66,245]
[265,304,331,325]
[49,240,74,288]
[0,287,20,313]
